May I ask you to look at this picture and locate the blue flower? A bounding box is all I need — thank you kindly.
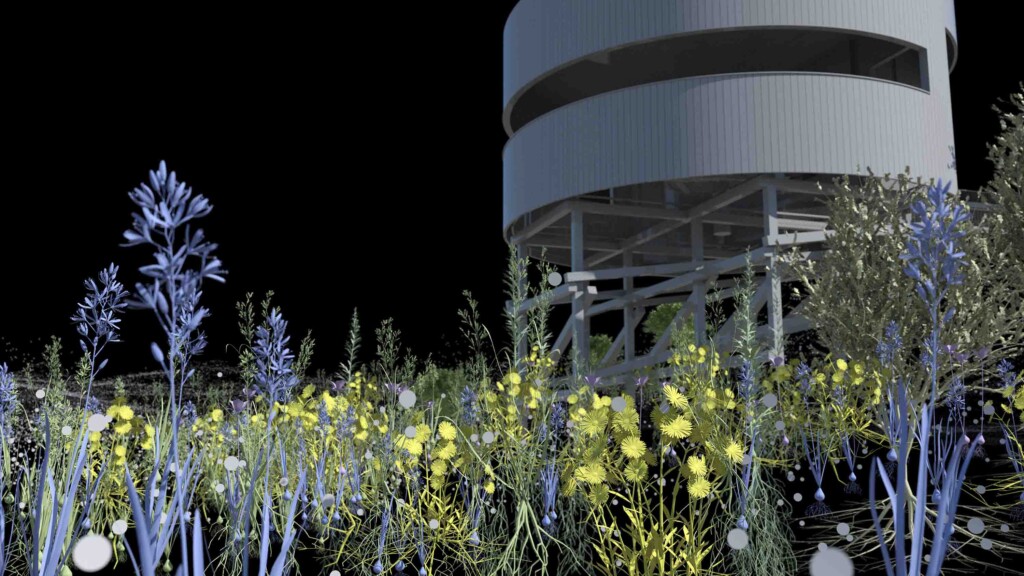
[71,263,129,355]
[876,321,904,364]
[0,363,16,434]
[796,362,812,395]
[900,180,970,301]
[460,385,479,423]
[252,308,300,403]
[180,400,197,427]
[549,401,566,436]
[84,395,101,414]
[997,360,1017,389]
[318,402,331,428]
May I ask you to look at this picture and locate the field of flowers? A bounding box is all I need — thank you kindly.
[1,87,1023,576]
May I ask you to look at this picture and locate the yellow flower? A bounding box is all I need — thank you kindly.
[430,459,448,477]
[113,421,132,436]
[406,439,424,457]
[334,395,349,415]
[664,386,688,409]
[484,480,496,494]
[322,392,336,412]
[141,423,155,445]
[435,441,457,460]
[437,421,457,441]
[210,409,223,423]
[508,372,522,386]
[574,463,606,485]
[724,440,744,464]
[688,476,711,499]
[567,393,578,405]
[114,445,127,458]
[611,407,639,433]
[580,410,607,437]
[853,362,865,375]
[623,460,647,483]
[660,416,693,440]
[686,455,707,477]
[415,424,431,443]
[395,435,424,457]
[587,483,610,506]
[723,388,737,410]
[621,436,646,460]
[301,384,315,399]
[836,359,848,371]
[704,388,718,410]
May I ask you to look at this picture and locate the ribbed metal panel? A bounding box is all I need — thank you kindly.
[503,73,956,233]
[945,0,957,42]
[503,0,941,109]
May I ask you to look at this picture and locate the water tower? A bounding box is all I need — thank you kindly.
[503,0,959,385]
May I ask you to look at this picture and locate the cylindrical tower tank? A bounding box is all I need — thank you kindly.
[502,0,959,383]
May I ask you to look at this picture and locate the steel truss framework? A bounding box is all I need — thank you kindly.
[508,175,836,391]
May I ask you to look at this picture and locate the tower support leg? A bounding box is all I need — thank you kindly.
[763,182,784,359]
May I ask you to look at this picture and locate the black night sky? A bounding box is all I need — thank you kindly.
[0,3,1018,379]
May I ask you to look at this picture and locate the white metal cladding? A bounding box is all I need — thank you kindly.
[945,0,957,43]
[503,0,948,112]
[502,72,957,234]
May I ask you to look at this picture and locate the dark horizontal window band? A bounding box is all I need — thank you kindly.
[507,27,929,133]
